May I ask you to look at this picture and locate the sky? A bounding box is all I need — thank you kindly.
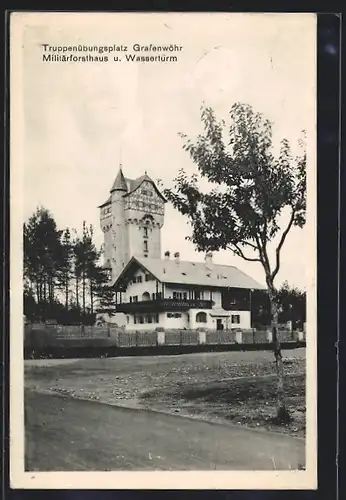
[16,12,316,291]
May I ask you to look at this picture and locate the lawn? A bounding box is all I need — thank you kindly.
[25,348,306,437]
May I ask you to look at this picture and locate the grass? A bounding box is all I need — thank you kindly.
[25,348,306,437]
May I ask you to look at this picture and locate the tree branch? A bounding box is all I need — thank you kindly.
[240,240,258,250]
[271,210,296,282]
[227,244,261,262]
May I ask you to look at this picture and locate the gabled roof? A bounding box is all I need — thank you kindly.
[113,256,266,290]
[110,167,128,193]
[123,172,166,201]
[98,170,166,209]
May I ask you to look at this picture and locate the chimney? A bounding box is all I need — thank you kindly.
[174,252,180,264]
[205,251,213,269]
[164,250,170,260]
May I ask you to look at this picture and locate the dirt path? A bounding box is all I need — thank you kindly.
[25,390,305,471]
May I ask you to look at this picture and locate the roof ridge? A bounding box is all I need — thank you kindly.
[137,255,237,269]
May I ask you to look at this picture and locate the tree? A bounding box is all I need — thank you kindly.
[164,102,306,423]
[277,281,306,329]
[94,268,117,317]
[56,228,74,310]
[23,207,64,317]
[73,222,100,320]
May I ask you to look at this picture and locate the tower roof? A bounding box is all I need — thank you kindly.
[110,167,128,193]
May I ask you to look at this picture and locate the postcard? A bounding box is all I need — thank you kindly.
[10,11,317,489]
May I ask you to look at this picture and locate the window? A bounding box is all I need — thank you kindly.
[147,315,152,324]
[183,292,187,300]
[167,313,181,318]
[126,316,130,324]
[134,316,137,324]
[139,316,144,324]
[129,297,133,303]
[230,297,236,305]
[231,314,240,324]
[144,227,148,238]
[195,290,201,300]
[133,296,138,303]
[143,240,148,253]
[196,312,207,323]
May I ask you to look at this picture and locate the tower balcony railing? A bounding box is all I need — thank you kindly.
[116,298,213,313]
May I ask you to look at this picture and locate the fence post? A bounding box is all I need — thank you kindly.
[235,330,243,344]
[297,330,304,342]
[157,331,165,346]
[198,330,206,345]
[266,329,273,342]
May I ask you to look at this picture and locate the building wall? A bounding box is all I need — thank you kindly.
[124,309,250,331]
[163,311,190,329]
[100,178,165,282]
[126,268,161,301]
[126,311,164,330]
[127,221,162,260]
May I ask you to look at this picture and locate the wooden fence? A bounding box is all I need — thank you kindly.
[24,323,305,351]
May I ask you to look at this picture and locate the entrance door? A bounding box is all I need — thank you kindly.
[216,318,223,330]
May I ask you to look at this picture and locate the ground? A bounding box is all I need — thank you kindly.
[25,390,305,471]
[25,348,306,437]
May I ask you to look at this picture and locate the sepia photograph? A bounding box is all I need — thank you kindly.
[10,11,317,490]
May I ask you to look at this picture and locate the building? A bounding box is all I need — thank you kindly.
[99,167,165,282]
[99,167,265,329]
[113,252,265,331]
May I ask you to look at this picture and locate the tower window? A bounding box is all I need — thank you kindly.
[143,240,148,253]
[144,227,148,238]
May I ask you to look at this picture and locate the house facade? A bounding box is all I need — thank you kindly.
[113,253,265,331]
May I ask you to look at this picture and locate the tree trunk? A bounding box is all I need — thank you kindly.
[267,282,291,423]
[76,277,79,309]
[82,270,86,316]
[90,280,93,315]
[65,277,69,310]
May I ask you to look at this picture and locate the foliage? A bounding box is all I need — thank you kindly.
[164,103,306,290]
[164,102,307,421]
[23,207,114,324]
[251,283,306,328]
